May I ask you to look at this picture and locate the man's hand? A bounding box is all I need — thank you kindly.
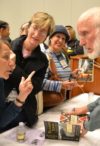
[66,106,89,115]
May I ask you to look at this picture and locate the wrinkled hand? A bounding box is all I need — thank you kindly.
[66,106,88,115]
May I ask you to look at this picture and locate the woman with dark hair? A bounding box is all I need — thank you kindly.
[0,20,11,43]
[0,39,33,132]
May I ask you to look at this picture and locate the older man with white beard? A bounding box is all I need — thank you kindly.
[67,7,100,136]
[77,7,100,60]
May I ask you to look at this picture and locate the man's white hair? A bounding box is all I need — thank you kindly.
[78,7,100,28]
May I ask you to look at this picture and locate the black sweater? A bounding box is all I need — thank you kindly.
[4,35,48,127]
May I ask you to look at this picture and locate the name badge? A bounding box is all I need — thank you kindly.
[60,59,68,69]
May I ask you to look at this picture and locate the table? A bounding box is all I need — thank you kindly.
[0,93,100,146]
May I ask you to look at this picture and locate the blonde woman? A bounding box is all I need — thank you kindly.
[4,12,55,127]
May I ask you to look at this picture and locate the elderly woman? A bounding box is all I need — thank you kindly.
[0,39,33,132]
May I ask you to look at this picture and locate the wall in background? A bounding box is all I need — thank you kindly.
[0,0,100,39]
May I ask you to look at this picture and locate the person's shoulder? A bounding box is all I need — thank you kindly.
[11,35,26,50]
[0,78,4,88]
[40,49,48,61]
[0,78,3,83]
[38,47,48,63]
[12,35,26,46]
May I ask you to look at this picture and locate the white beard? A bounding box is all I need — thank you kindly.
[84,35,100,60]
[88,51,99,60]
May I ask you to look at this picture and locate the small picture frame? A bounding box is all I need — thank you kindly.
[77,58,94,82]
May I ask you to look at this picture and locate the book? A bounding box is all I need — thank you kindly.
[60,114,80,141]
[44,121,59,140]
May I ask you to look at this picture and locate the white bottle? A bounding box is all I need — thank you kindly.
[16,122,26,142]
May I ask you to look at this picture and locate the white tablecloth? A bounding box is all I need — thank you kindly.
[0,93,100,146]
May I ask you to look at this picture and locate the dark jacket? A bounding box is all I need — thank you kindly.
[67,39,84,57]
[0,78,21,132]
[4,35,48,127]
[85,98,100,131]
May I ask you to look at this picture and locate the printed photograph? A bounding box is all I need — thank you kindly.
[77,58,94,82]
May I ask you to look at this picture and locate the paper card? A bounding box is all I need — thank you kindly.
[66,123,73,133]
[60,112,78,124]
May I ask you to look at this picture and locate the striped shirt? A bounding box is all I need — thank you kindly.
[42,50,72,93]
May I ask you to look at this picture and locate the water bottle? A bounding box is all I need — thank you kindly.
[16,122,26,142]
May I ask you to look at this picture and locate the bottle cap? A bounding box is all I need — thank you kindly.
[19,122,24,126]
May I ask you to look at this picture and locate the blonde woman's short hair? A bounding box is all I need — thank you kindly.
[31,12,55,36]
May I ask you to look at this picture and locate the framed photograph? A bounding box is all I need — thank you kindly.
[77,58,94,82]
